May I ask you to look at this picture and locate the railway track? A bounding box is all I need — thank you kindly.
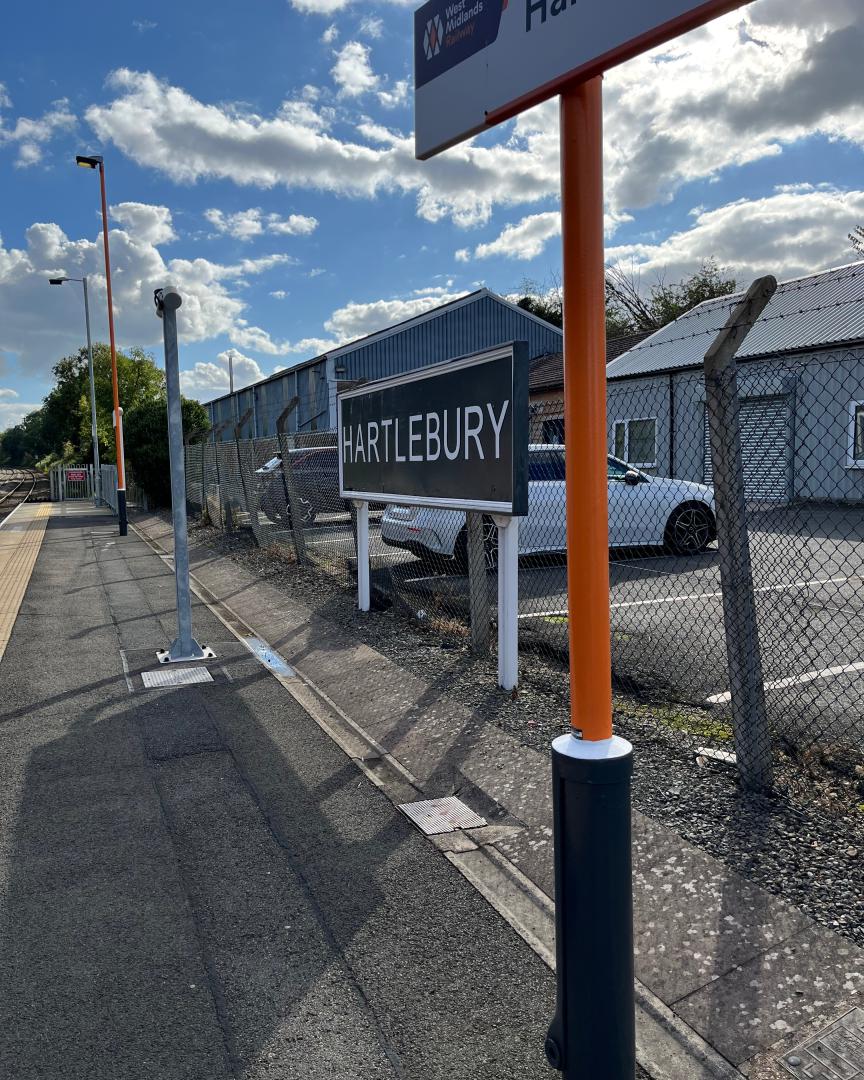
[0,469,48,523]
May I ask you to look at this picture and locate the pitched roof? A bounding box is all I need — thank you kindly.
[606,261,864,381]
[528,330,654,392]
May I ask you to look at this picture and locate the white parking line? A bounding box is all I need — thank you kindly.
[706,661,864,705]
[609,574,855,611]
[518,574,857,620]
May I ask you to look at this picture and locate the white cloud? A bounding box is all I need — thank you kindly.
[321,23,338,43]
[0,400,40,433]
[111,202,176,245]
[0,387,19,399]
[377,79,409,110]
[454,249,470,263]
[307,268,325,277]
[0,206,299,375]
[133,19,157,32]
[331,41,379,98]
[290,0,351,12]
[606,187,864,282]
[180,349,265,400]
[359,16,383,38]
[323,289,467,343]
[205,207,318,241]
[0,93,76,168]
[473,212,561,262]
[85,69,558,228]
[270,290,289,299]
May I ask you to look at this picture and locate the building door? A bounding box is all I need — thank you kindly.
[703,394,792,502]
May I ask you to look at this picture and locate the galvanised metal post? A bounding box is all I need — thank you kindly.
[544,77,636,1080]
[155,287,213,665]
[81,277,102,507]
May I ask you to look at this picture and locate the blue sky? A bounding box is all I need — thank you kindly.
[1,0,863,429]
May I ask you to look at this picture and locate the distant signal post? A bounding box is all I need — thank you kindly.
[414,0,754,1075]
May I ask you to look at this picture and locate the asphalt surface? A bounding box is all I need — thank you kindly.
[0,506,559,1080]
[350,503,864,747]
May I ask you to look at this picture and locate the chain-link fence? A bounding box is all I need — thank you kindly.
[184,345,864,803]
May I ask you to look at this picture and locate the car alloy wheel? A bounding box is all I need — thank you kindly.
[666,504,713,555]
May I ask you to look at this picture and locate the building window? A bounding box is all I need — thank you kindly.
[849,402,864,467]
[613,417,656,468]
[542,418,565,444]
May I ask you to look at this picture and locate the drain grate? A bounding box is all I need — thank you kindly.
[141,667,214,690]
[780,1008,864,1077]
[398,797,487,836]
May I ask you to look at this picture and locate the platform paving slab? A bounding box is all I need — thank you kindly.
[0,506,560,1080]
[131,510,864,1077]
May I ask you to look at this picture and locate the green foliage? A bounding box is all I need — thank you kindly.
[0,345,211,505]
[123,395,210,506]
[605,258,738,334]
[513,260,739,340]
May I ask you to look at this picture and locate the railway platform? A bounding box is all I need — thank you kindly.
[0,503,557,1080]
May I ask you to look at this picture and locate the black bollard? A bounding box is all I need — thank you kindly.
[545,732,635,1078]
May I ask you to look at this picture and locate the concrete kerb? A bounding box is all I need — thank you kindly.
[129,516,752,1080]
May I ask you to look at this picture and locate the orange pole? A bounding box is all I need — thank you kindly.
[98,162,126,492]
[560,77,612,741]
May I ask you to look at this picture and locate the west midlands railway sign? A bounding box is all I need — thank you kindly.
[338,343,528,514]
[414,0,749,157]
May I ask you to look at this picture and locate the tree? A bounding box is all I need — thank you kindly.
[604,258,738,334]
[851,226,864,258]
[123,395,210,506]
[514,259,738,340]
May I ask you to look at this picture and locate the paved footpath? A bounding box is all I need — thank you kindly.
[0,504,568,1080]
[130,509,864,1080]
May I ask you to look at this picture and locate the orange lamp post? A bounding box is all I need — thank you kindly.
[76,154,127,536]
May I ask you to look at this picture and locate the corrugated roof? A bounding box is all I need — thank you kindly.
[606,261,864,381]
[529,330,654,392]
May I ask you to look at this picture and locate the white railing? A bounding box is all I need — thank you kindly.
[100,466,119,514]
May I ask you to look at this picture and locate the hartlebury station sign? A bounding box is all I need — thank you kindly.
[338,343,528,514]
[414,0,748,157]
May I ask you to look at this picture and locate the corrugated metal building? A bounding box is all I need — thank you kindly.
[206,288,563,440]
[604,261,864,502]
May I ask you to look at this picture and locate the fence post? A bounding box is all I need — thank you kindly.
[467,512,490,655]
[352,499,370,612]
[233,409,256,536]
[276,397,307,564]
[703,275,777,791]
[154,286,214,665]
[493,514,519,691]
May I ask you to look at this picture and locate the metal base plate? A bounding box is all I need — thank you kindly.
[157,644,216,665]
[398,797,487,836]
[142,667,215,690]
[780,1008,864,1077]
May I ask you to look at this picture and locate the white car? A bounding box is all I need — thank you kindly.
[380,444,716,567]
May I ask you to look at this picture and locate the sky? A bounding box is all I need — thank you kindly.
[1,0,863,431]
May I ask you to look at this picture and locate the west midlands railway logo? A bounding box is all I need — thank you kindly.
[424,14,444,59]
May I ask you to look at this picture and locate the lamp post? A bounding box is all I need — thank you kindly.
[49,276,101,505]
[76,153,127,535]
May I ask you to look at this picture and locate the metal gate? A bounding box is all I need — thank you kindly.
[704,394,792,502]
[50,465,94,501]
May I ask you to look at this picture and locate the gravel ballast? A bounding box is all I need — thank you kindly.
[180,518,864,949]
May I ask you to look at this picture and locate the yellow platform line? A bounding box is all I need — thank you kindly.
[0,502,51,663]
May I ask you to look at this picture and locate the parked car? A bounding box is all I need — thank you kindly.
[255,447,341,526]
[380,445,716,567]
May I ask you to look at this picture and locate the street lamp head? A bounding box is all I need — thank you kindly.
[49,278,67,286]
[75,154,103,169]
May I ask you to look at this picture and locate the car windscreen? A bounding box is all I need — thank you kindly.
[529,450,566,482]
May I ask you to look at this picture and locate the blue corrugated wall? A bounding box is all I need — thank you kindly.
[206,294,562,439]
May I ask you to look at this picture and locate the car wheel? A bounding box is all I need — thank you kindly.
[664,503,714,555]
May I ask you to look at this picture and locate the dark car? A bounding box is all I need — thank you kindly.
[256,447,342,526]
